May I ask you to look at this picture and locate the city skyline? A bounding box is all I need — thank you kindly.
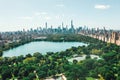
[0,0,120,31]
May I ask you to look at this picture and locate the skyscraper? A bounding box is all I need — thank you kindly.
[62,22,64,28]
[0,33,2,40]
[71,20,74,28]
[70,20,75,33]
[45,22,48,29]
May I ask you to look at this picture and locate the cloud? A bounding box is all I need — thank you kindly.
[45,16,51,20]
[34,12,41,16]
[40,12,47,15]
[94,4,110,10]
[34,12,47,16]
[18,16,33,20]
[56,4,65,7]
[55,16,60,19]
[55,14,65,19]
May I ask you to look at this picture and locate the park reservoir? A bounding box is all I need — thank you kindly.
[3,41,87,57]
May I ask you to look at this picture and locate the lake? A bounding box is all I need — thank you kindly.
[3,41,87,57]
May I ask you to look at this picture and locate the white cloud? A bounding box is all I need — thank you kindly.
[45,16,51,20]
[40,12,47,15]
[18,16,33,20]
[34,12,47,16]
[34,12,41,16]
[94,4,110,10]
[55,14,64,19]
[55,15,60,19]
[56,4,65,7]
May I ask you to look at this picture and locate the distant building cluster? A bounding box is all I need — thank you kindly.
[0,20,120,47]
[29,20,79,35]
[79,27,120,46]
[0,20,81,47]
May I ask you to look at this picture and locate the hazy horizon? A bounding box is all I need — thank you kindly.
[0,0,120,32]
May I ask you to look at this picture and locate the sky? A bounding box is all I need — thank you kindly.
[0,0,120,32]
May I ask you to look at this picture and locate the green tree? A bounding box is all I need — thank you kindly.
[82,59,95,70]
[0,50,3,57]
[65,64,86,80]
[1,66,12,80]
[28,73,36,80]
[73,59,78,64]
[23,57,36,64]
[33,52,43,59]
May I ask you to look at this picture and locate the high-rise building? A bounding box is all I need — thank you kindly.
[45,22,48,29]
[62,22,64,28]
[0,33,2,40]
[111,32,117,44]
[70,20,75,33]
[71,20,74,28]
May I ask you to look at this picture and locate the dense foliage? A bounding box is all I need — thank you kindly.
[0,34,120,80]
